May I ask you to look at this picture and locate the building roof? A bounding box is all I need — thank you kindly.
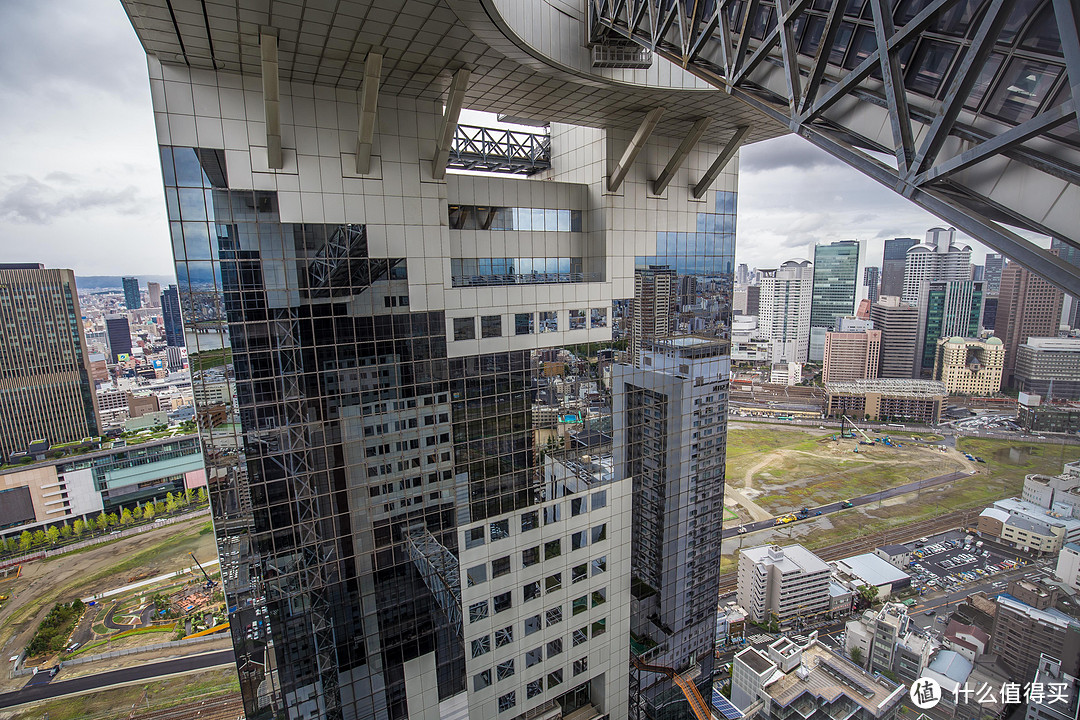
[829,581,852,598]
[825,378,947,398]
[743,544,831,575]
[835,553,911,588]
[1022,337,1080,351]
[996,594,1080,630]
[928,650,974,684]
[994,497,1080,532]
[979,507,1011,524]
[738,647,776,674]
[762,642,904,717]
[944,620,990,646]
[876,544,910,556]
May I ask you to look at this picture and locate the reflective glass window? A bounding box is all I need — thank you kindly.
[905,40,958,97]
[515,313,534,335]
[453,317,476,341]
[481,315,502,338]
[985,59,1060,124]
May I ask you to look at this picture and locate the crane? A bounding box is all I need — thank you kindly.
[189,552,217,590]
[841,415,874,444]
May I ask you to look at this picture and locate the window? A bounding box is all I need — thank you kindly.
[522,546,540,567]
[572,564,587,584]
[573,657,588,676]
[466,526,484,549]
[539,311,558,333]
[547,638,563,658]
[592,556,607,576]
[527,679,543,699]
[481,315,502,338]
[497,659,515,681]
[572,530,588,551]
[591,490,607,510]
[524,614,541,635]
[548,669,563,688]
[590,307,607,328]
[525,647,543,668]
[453,317,475,341]
[591,524,607,543]
[592,618,606,637]
[498,691,516,713]
[571,497,586,516]
[573,627,588,646]
[495,626,514,647]
[523,581,541,602]
[573,596,588,615]
[469,601,489,623]
[521,510,539,532]
[474,669,492,691]
[471,635,491,658]
[492,556,511,579]
[569,309,586,330]
[515,313,534,335]
[544,504,561,524]
[493,592,512,614]
[545,540,561,560]
[546,573,562,593]
[546,606,563,626]
[467,565,487,587]
[592,588,607,607]
[490,519,510,541]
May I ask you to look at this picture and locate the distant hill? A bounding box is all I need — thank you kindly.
[75,275,177,291]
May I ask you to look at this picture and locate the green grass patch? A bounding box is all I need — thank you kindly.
[26,601,84,657]
[66,624,177,658]
[956,437,1075,481]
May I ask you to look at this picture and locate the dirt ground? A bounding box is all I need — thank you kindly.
[0,516,216,689]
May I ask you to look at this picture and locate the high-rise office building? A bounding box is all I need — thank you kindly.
[122,276,142,310]
[161,285,184,347]
[147,281,162,308]
[1015,338,1080,400]
[870,298,920,378]
[972,264,985,281]
[822,324,881,385]
[759,260,814,363]
[880,238,917,299]
[995,261,1064,387]
[809,240,860,362]
[914,280,983,375]
[105,315,132,363]
[1050,239,1080,330]
[737,263,749,286]
[0,264,99,459]
[984,253,1005,295]
[863,266,880,304]
[902,228,972,306]
[982,296,998,330]
[122,13,746,716]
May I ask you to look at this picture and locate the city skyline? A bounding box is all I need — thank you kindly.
[0,0,1025,280]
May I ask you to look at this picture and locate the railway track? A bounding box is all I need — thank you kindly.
[716,507,980,595]
[130,693,244,720]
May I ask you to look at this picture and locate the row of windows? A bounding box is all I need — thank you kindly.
[452,309,609,341]
[468,585,608,627]
[467,553,608,590]
[448,205,584,232]
[464,491,609,550]
[450,258,599,287]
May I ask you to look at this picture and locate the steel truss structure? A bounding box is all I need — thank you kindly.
[447,124,552,175]
[590,0,1080,294]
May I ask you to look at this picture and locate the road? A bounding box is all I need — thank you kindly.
[0,650,235,709]
[723,468,971,538]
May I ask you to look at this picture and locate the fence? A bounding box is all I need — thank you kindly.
[12,633,230,677]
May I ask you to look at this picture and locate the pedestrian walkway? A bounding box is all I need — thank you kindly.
[82,558,221,603]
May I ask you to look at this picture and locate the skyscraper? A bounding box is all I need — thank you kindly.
[984,253,1006,295]
[126,31,742,720]
[863,266,880,304]
[902,228,972,306]
[1050,239,1080,330]
[809,240,860,362]
[0,264,99,458]
[147,281,162,308]
[870,297,920,378]
[105,315,132,363]
[759,260,814,363]
[880,238,917,298]
[122,276,141,310]
[995,262,1064,387]
[161,285,184,347]
[914,281,984,375]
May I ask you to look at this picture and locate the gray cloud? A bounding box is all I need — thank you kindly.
[0,175,144,224]
[740,134,846,173]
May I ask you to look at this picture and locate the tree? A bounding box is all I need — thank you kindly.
[153,501,166,516]
[857,584,879,605]
[32,530,47,547]
[96,512,109,533]
[18,531,33,552]
[45,526,60,545]
[196,488,208,505]
[133,504,144,520]
[143,503,155,520]
[60,523,72,539]
[120,508,133,526]
[72,519,85,538]
[107,512,119,527]
[851,647,864,666]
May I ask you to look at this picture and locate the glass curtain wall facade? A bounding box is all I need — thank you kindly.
[809,241,860,362]
[151,58,736,720]
[880,239,916,299]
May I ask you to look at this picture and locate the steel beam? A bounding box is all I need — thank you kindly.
[355,53,383,175]
[260,29,282,170]
[653,118,711,195]
[1053,0,1080,135]
[608,107,664,192]
[693,125,749,199]
[431,68,470,181]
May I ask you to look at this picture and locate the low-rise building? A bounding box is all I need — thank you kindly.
[977,497,1080,555]
[922,650,974,717]
[770,362,802,386]
[832,553,912,599]
[933,336,1005,395]
[825,379,946,424]
[943,620,990,662]
[716,603,748,646]
[732,635,905,720]
[1057,543,1080,593]
[1023,462,1080,520]
[737,544,831,625]
[1017,395,1080,435]
[873,545,912,569]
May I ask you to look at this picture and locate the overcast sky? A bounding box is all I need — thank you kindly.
[1,0,1000,278]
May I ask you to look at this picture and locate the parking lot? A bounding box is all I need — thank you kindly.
[904,529,1030,597]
